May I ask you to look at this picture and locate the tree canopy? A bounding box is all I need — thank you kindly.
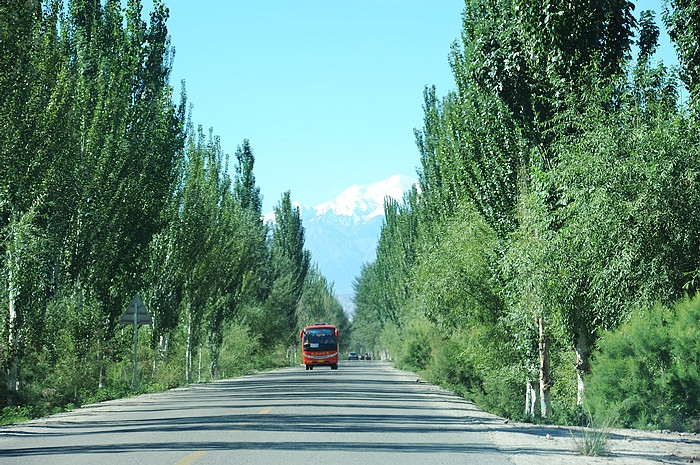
[0,0,343,415]
[352,1,700,430]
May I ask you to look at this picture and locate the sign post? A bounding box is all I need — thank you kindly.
[119,294,152,389]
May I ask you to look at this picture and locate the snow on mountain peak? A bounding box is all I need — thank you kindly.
[262,174,418,307]
[263,174,417,225]
[314,174,416,219]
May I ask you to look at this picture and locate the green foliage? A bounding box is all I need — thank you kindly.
[352,0,700,431]
[473,364,527,420]
[266,191,311,347]
[296,265,351,351]
[374,191,419,327]
[452,320,529,420]
[414,201,502,328]
[549,349,579,423]
[424,334,479,399]
[586,296,700,432]
[397,318,434,371]
[377,321,402,361]
[349,292,383,356]
[0,0,329,419]
[233,139,262,214]
[664,0,700,100]
[637,10,660,62]
[215,321,261,379]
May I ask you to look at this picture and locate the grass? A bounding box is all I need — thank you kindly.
[569,412,615,456]
[0,405,69,426]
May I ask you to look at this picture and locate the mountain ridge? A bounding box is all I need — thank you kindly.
[264,174,418,315]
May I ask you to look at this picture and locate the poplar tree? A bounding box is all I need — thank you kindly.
[664,0,700,101]
[206,139,267,380]
[0,0,58,404]
[267,192,310,345]
[296,265,350,347]
[1,0,184,403]
[446,0,635,416]
[174,126,223,383]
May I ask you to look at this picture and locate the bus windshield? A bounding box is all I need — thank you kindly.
[303,327,337,351]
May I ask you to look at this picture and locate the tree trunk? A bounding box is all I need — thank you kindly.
[525,378,538,417]
[209,331,222,381]
[209,355,218,381]
[573,330,590,405]
[7,253,19,406]
[197,348,202,383]
[159,333,170,365]
[186,323,193,383]
[98,337,104,389]
[538,316,552,418]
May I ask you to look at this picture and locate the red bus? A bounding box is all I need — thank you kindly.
[300,324,339,370]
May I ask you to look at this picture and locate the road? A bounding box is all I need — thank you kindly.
[0,361,515,464]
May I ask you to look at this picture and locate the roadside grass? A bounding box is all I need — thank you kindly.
[0,354,293,427]
[0,405,70,426]
[569,412,615,456]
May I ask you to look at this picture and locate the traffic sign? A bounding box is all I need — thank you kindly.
[119,294,152,326]
[119,293,152,390]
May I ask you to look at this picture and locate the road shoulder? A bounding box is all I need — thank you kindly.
[389,363,699,465]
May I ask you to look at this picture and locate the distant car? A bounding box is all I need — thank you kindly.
[348,352,359,360]
[365,353,371,360]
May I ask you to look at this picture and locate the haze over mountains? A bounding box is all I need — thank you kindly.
[265,174,418,315]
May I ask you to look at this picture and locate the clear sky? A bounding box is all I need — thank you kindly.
[163,1,465,213]
[160,1,678,214]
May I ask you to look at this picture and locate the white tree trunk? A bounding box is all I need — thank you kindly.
[98,337,104,389]
[538,316,552,418]
[197,348,202,383]
[159,333,169,365]
[574,331,590,405]
[186,323,193,384]
[525,379,537,416]
[7,256,19,405]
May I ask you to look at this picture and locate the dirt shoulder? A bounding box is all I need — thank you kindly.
[404,366,699,464]
[489,420,699,465]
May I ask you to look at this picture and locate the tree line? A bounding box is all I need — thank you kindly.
[352,0,700,431]
[0,0,348,417]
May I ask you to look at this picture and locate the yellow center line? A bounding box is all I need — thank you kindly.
[229,408,273,433]
[229,422,251,433]
[174,450,208,465]
[173,408,275,465]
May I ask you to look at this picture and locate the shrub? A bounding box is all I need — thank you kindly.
[426,335,478,397]
[586,296,700,432]
[570,410,615,456]
[549,348,581,425]
[473,363,527,420]
[398,318,435,371]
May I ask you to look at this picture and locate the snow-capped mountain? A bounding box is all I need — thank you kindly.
[313,174,416,220]
[265,174,418,316]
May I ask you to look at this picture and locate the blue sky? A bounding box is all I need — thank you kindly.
[164,1,464,213]
[161,1,678,213]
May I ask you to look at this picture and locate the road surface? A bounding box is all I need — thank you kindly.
[0,361,514,464]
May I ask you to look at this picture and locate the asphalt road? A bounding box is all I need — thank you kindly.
[0,361,514,464]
